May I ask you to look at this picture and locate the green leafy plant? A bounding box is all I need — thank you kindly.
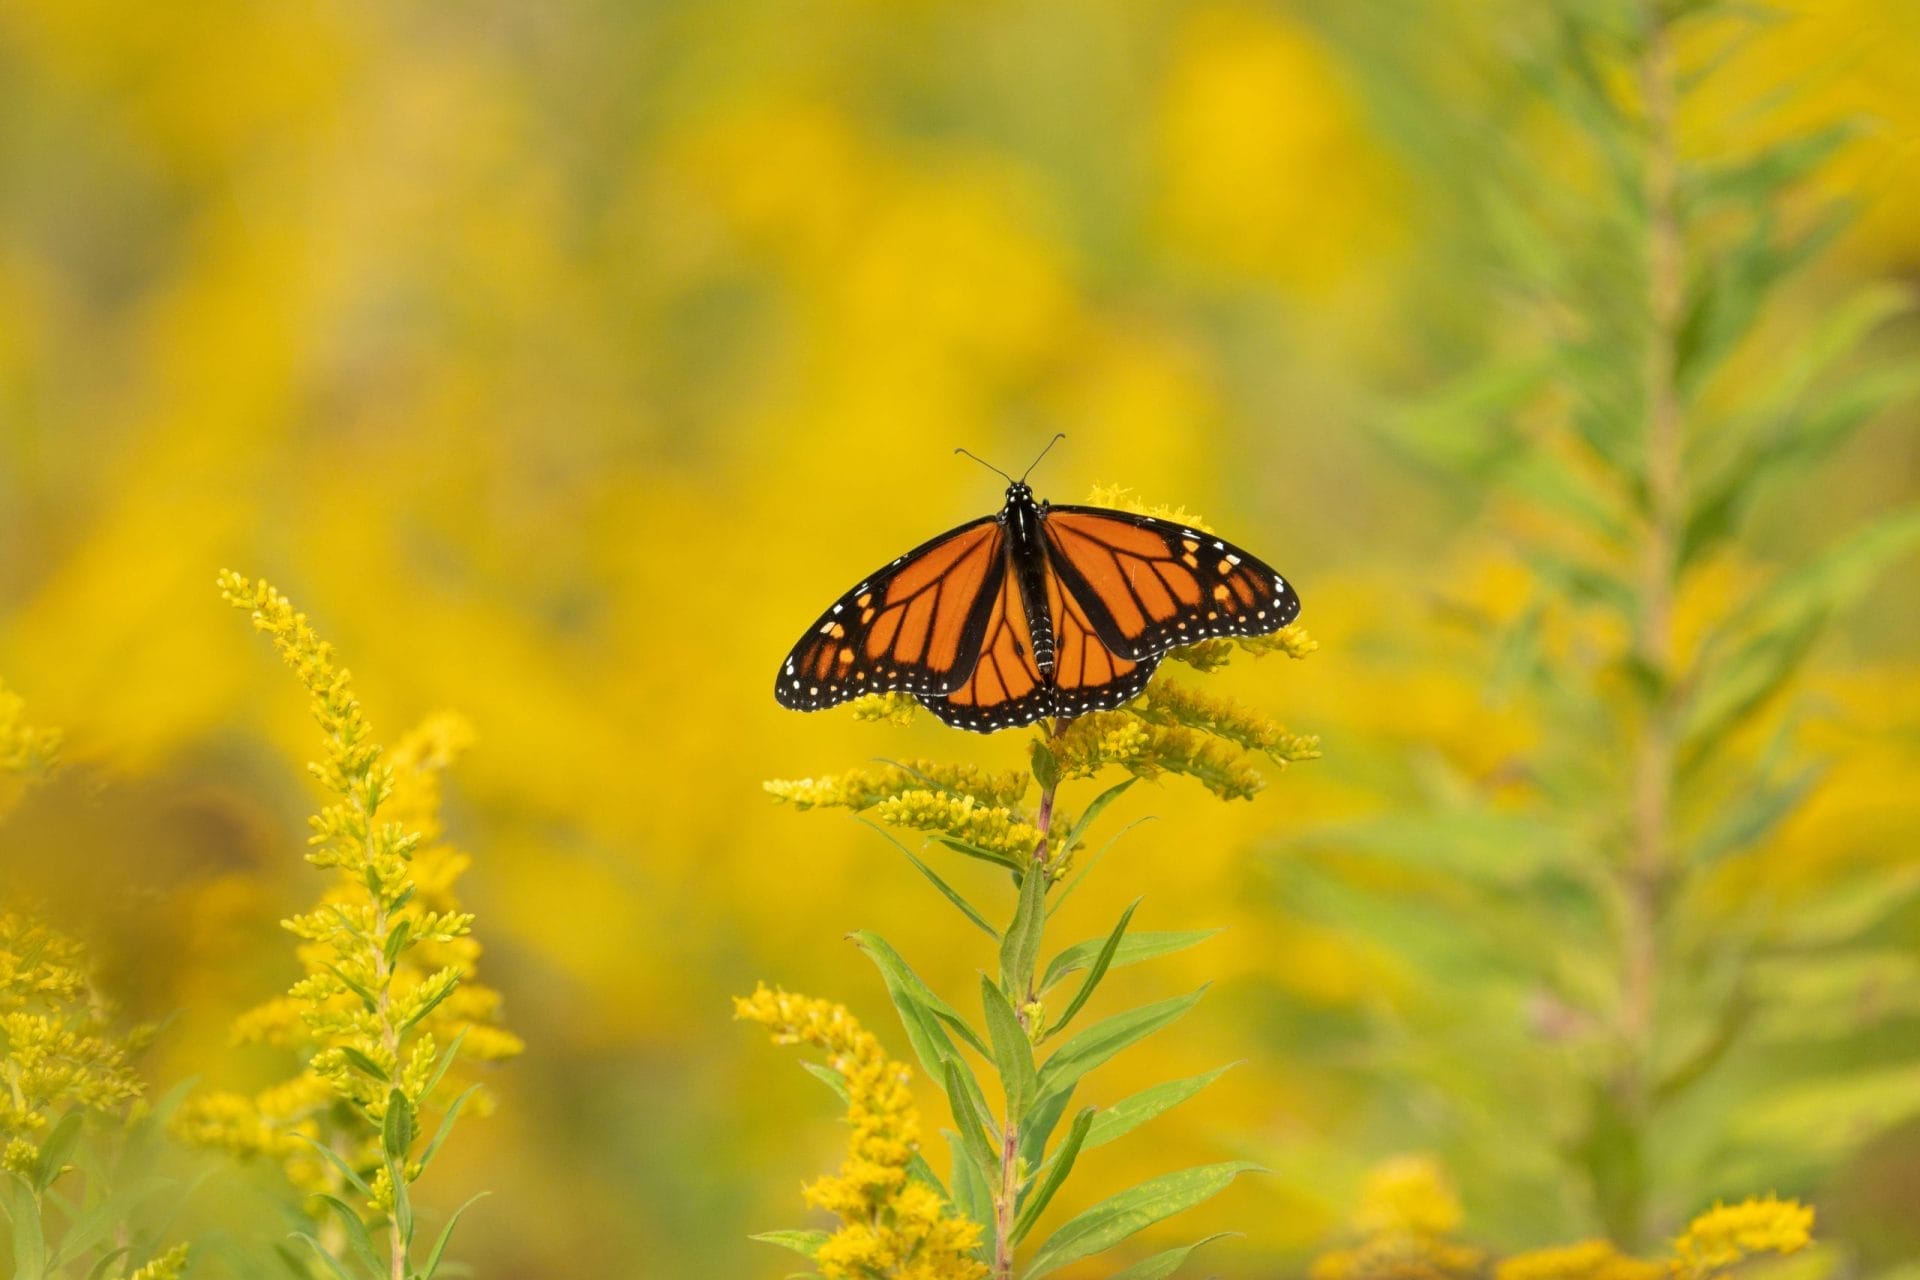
[1279,0,1919,1249]
[745,499,1317,1279]
[176,575,522,1280]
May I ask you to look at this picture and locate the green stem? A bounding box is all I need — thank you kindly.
[1614,0,1684,1246]
[357,775,413,1280]
[992,717,1071,1280]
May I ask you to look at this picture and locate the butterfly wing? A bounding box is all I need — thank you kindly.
[1041,505,1300,661]
[775,516,1006,712]
[921,545,1054,732]
[924,538,1163,732]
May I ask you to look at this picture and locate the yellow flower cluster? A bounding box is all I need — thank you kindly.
[1495,1241,1664,1280]
[735,985,986,1280]
[128,1243,192,1280]
[178,575,521,1218]
[868,790,1051,862]
[765,761,1031,813]
[850,692,923,725]
[1312,1157,1484,1280]
[1670,1196,1813,1277]
[1055,687,1315,802]
[1172,621,1319,672]
[0,912,146,1177]
[1312,1158,1816,1280]
[0,677,60,814]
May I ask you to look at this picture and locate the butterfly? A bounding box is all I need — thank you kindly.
[774,437,1302,733]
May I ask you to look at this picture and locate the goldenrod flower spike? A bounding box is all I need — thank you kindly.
[188,572,519,1279]
[0,677,60,814]
[1671,1196,1814,1277]
[736,986,987,1280]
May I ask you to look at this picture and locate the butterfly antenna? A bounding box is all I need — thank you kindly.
[1019,432,1067,482]
[954,446,1014,483]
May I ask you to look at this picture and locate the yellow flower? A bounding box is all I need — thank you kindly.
[0,912,145,1173]
[0,677,60,814]
[1310,1234,1486,1280]
[765,761,1030,813]
[1671,1196,1814,1277]
[1354,1155,1463,1238]
[1495,1240,1665,1280]
[736,985,986,1280]
[128,1243,192,1280]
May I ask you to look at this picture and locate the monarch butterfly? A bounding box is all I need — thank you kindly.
[774,437,1302,733]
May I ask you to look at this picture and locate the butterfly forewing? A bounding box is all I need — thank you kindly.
[1043,556,1162,717]
[1042,506,1300,661]
[775,517,1006,711]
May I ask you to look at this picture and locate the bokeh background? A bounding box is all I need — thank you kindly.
[2,1,1917,1276]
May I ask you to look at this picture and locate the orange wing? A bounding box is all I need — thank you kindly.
[1042,506,1300,661]
[776,518,1006,712]
[921,554,1050,732]
[924,552,1162,732]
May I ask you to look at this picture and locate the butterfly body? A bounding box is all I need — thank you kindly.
[776,482,1300,733]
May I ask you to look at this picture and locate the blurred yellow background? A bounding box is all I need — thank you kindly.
[1,1,1917,1277]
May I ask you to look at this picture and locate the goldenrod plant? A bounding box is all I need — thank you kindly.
[1277,0,1919,1249]
[179,575,522,1280]
[1309,1157,1812,1280]
[748,509,1316,1279]
[0,687,191,1280]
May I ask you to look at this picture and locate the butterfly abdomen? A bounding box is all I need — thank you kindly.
[1002,488,1057,676]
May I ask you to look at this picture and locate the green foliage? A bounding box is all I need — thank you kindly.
[1281,0,1919,1250]
[753,614,1313,1278]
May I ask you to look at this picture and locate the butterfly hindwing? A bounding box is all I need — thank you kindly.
[1042,555,1162,718]
[775,517,1006,712]
[1041,505,1301,661]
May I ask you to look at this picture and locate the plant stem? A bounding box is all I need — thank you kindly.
[358,776,412,1280]
[992,717,1071,1280]
[1616,0,1683,1245]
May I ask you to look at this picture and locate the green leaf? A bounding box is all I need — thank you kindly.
[749,1230,829,1259]
[981,976,1037,1122]
[1011,1107,1094,1245]
[851,930,992,1060]
[857,819,998,940]
[31,1110,83,1192]
[1049,817,1155,918]
[801,1060,852,1104]
[931,833,1023,872]
[1045,901,1139,1037]
[383,918,412,967]
[419,1191,490,1279]
[291,1233,362,1280]
[999,852,1049,998]
[8,1175,48,1280]
[1031,739,1062,791]
[48,1177,172,1268]
[383,1088,414,1162]
[1107,1232,1239,1280]
[419,1028,469,1104]
[944,1131,996,1257]
[416,1084,480,1175]
[1689,763,1824,865]
[83,1247,132,1280]
[297,1134,377,1203]
[1018,1085,1077,1170]
[1058,778,1137,854]
[944,1060,999,1199]
[338,1046,388,1081]
[1034,989,1204,1102]
[316,1195,384,1278]
[1024,1162,1261,1279]
[1084,1064,1238,1153]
